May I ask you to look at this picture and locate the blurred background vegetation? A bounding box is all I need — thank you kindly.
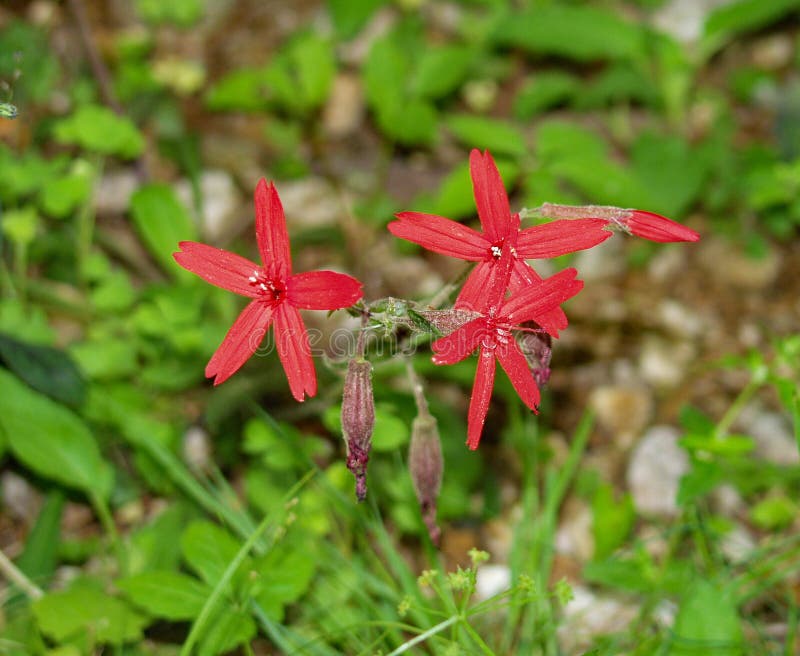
[0,0,799,654]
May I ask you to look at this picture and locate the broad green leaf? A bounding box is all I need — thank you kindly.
[69,338,139,381]
[130,183,198,277]
[444,114,527,158]
[181,520,244,586]
[290,32,336,112]
[0,146,65,200]
[33,579,148,645]
[38,162,93,219]
[574,64,660,109]
[90,270,137,313]
[15,491,64,589]
[53,104,144,159]
[412,45,474,100]
[492,6,645,62]
[536,120,608,163]
[117,571,209,620]
[750,494,796,531]
[0,369,112,500]
[128,503,189,574]
[668,580,743,655]
[416,157,520,220]
[242,417,297,471]
[198,607,256,656]
[372,404,410,452]
[0,332,86,406]
[1,205,38,245]
[328,0,385,39]
[363,35,409,111]
[135,0,204,26]
[205,67,269,112]
[375,98,438,146]
[630,132,708,218]
[513,72,579,119]
[591,483,635,561]
[702,0,800,59]
[253,543,318,620]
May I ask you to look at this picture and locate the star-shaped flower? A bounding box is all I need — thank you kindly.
[430,248,584,450]
[174,179,363,399]
[388,149,609,334]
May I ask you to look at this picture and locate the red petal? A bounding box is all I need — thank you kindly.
[470,150,513,242]
[496,340,540,411]
[455,261,494,311]
[466,348,496,450]
[174,242,260,297]
[205,300,273,385]
[273,303,316,401]
[509,261,568,336]
[388,212,487,260]
[254,179,292,277]
[502,268,584,335]
[431,317,487,365]
[626,211,700,243]
[287,271,363,309]
[517,219,611,258]
[455,244,513,313]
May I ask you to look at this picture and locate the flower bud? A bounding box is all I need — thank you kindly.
[408,411,443,545]
[625,210,700,243]
[341,357,374,502]
[516,322,552,387]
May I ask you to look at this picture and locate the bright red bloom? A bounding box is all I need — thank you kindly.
[431,251,584,450]
[388,149,609,331]
[174,179,363,399]
[621,210,700,243]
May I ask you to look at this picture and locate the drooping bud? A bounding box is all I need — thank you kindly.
[342,357,375,502]
[408,411,443,545]
[531,203,699,243]
[516,321,552,386]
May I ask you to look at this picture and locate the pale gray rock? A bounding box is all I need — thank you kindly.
[94,169,139,215]
[627,426,689,517]
[475,564,511,601]
[175,169,242,242]
[323,74,365,138]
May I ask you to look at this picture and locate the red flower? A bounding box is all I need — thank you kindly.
[431,249,584,450]
[619,210,700,243]
[388,149,609,332]
[174,179,363,399]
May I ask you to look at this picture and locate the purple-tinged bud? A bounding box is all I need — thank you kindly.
[417,309,481,336]
[408,411,443,545]
[516,322,552,387]
[342,357,374,502]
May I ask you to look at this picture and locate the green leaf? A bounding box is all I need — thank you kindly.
[117,571,210,620]
[15,491,64,589]
[0,21,59,103]
[372,404,410,452]
[0,369,113,500]
[513,72,579,119]
[412,45,474,100]
[328,0,385,39]
[1,205,39,245]
[33,578,149,645]
[205,67,269,112]
[750,494,796,531]
[253,543,318,620]
[90,270,137,313]
[375,98,438,146]
[130,183,198,277]
[38,163,93,219]
[0,332,86,407]
[135,0,204,26]
[493,6,645,62]
[128,503,189,574]
[702,0,800,59]
[198,607,256,656]
[181,520,245,586]
[668,580,743,655]
[53,104,144,158]
[591,483,635,561]
[68,338,139,381]
[416,157,520,220]
[444,114,527,158]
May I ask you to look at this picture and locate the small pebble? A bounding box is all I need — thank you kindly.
[627,426,689,517]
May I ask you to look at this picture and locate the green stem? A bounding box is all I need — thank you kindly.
[385,615,459,656]
[715,377,761,438]
[90,493,127,576]
[179,469,315,656]
[0,547,43,600]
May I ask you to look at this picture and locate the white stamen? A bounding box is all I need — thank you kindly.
[490,245,502,258]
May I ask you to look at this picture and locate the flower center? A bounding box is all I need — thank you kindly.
[248,269,285,302]
[480,316,512,350]
[488,239,517,261]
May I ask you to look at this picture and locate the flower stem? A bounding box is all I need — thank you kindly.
[0,547,43,600]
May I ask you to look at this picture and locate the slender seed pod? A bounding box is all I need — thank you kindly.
[408,405,443,545]
[341,357,374,502]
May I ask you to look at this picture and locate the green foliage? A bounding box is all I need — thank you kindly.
[0,369,112,500]
[0,21,58,103]
[130,183,198,277]
[136,0,205,27]
[54,104,145,158]
[702,0,800,59]
[492,5,646,62]
[591,482,635,561]
[667,580,743,655]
